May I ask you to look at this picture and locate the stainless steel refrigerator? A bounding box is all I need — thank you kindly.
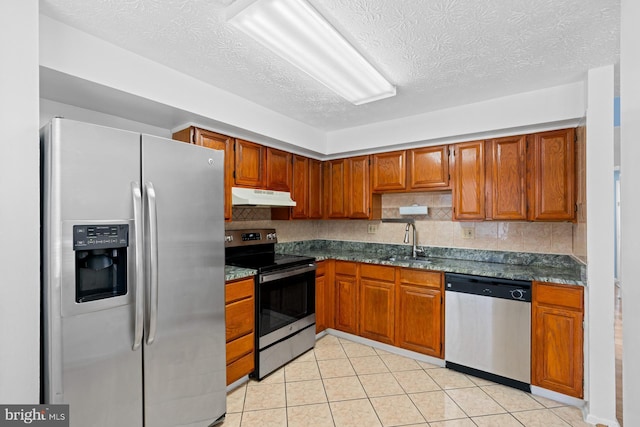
[41,118,226,426]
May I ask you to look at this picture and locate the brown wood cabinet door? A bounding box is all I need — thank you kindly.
[308,159,323,219]
[325,159,348,218]
[334,273,358,335]
[532,282,583,398]
[348,155,371,219]
[173,127,234,221]
[234,139,265,188]
[452,141,485,220]
[266,147,292,191]
[527,129,575,221]
[408,146,450,190]
[372,150,406,192]
[396,285,442,357]
[359,279,395,345]
[291,155,309,219]
[486,136,527,220]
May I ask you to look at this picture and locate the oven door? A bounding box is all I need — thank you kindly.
[257,263,316,349]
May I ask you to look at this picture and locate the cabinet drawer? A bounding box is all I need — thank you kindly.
[227,352,254,385]
[226,297,254,342]
[399,269,442,289]
[534,282,583,310]
[360,263,395,282]
[335,261,357,276]
[226,277,254,304]
[226,332,254,365]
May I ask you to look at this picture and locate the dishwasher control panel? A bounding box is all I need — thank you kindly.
[445,273,531,302]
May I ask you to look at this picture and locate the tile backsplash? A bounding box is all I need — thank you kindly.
[227,192,577,256]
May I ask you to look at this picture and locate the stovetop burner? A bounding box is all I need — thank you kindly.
[224,228,315,272]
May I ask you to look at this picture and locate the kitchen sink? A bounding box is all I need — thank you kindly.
[382,255,432,264]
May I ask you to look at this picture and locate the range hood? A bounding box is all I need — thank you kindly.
[231,187,296,207]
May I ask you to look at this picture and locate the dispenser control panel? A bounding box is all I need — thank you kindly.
[73,224,129,250]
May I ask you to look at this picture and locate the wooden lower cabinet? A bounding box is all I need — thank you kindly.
[225,277,255,385]
[531,281,584,398]
[359,264,395,345]
[315,261,327,333]
[334,261,359,335]
[395,269,443,358]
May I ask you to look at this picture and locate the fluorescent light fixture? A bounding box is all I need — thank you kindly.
[226,0,396,105]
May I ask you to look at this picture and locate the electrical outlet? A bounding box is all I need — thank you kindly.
[461,227,475,239]
[367,224,378,234]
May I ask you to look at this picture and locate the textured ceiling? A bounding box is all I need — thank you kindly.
[40,0,619,131]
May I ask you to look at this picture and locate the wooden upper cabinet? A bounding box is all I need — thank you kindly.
[347,155,372,219]
[265,147,292,192]
[408,146,450,190]
[452,141,485,220]
[324,159,348,218]
[372,150,407,192]
[527,129,576,221]
[291,155,309,219]
[234,139,265,188]
[172,127,233,221]
[532,281,584,398]
[308,158,323,219]
[486,135,527,220]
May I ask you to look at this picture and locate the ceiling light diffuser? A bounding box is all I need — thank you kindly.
[226,0,396,105]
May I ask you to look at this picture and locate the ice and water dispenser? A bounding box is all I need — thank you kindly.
[73,224,129,303]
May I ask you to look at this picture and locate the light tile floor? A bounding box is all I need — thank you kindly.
[222,335,595,427]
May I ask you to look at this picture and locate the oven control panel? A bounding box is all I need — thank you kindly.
[224,228,278,247]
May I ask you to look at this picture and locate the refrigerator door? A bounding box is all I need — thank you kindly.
[41,119,144,426]
[141,135,226,426]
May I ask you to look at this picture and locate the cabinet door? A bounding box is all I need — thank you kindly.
[396,285,442,357]
[348,155,371,219]
[308,159,323,219]
[266,147,292,192]
[408,146,450,190]
[396,269,443,358]
[486,136,527,220]
[532,282,583,398]
[234,139,265,188]
[452,141,485,220]
[372,150,406,192]
[325,159,348,218]
[359,279,395,345]
[291,155,309,219]
[334,273,358,335]
[527,129,575,221]
[172,127,233,221]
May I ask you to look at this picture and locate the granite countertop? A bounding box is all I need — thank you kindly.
[276,240,586,286]
[225,265,256,282]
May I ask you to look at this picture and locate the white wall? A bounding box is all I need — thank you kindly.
[0,0,40,403]
[40,98,172,138]
[584,66,617,426]
[620,0,640,425]
[325,82,585,155]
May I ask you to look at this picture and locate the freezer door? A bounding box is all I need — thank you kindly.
[41,119,144,426]
[141,135,226,426]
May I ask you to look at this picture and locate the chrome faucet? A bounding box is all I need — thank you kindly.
[382,218,418,258]
[403,223,418,258]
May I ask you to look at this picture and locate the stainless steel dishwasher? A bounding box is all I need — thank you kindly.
[444,273,532,391]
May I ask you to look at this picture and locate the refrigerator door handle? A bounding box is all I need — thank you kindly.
[145,181,159,345]
[132,182,145,351]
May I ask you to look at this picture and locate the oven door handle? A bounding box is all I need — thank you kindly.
[260,263,317,284]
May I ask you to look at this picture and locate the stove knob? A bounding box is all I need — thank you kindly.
[510,289,525,300]
[224,235,233,243]
[267,233,277,240]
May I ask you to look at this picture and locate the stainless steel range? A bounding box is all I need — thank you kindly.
[225,229,316,380]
